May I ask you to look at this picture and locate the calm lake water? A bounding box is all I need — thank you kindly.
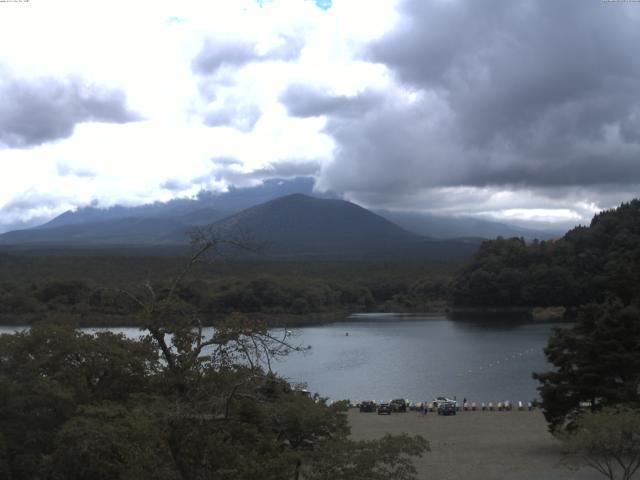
[0,314,565,404]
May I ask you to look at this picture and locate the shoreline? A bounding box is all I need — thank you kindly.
[447,305,569,322]
[0,306,572,329]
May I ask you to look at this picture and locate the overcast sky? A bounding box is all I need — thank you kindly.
[1,0,639,232]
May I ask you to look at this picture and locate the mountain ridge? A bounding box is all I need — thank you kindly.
[0,192,480,261]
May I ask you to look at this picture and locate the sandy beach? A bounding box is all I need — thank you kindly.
[348,409,602,480]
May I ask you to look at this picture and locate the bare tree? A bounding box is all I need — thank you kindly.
[120,225,305,396]
[560,407,640,480]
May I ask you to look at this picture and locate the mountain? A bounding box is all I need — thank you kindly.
[205,194,417,252]
[0,193,480,261]
[189,194,480,260]
[0,217,187,246]
[376,210,562,240]
[36,177,330,231]
[4,174,563,246]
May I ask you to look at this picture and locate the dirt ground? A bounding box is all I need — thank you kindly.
[348,409,602,480]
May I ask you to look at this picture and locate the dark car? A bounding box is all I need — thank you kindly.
[390,398,407,413]
[437,401,457,416]
[377,403,392,415]
[359,401,376,413]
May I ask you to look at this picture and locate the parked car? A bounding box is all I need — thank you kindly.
[359,401,376,413]
[390,398,407,412]
[433,396,456,408]
[437,401,457,416]
[377,403,392,415]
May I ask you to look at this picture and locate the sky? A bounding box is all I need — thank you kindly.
[1,0,639,233]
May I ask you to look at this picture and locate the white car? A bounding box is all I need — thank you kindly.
[433,396,456,407]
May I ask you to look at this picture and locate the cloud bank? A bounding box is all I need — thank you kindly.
[0,73,140,148]
[282,0,640,221]
[1,0,639,232]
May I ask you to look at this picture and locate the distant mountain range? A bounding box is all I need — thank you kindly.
[0,177,563,260]
[376,210,560,241]
[34,177,328,231]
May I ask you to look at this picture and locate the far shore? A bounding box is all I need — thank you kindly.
[0,306,572,329]
[348,409,599,480]
[447,305,569,322]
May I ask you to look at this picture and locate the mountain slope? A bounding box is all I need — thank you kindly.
[205,194,417,251]
[0,192,480,261]
[377,210,562,240]
[196,194,479,260]
[35,177,328,231]
[0,217,188,246]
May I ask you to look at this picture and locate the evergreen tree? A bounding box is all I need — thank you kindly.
[534,302,640,431]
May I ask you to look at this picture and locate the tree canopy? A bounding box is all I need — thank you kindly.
[534,302,640,432]
[449,200,640,434]
[559,408,640,480]
[450,199,640,309]
[0,234,428,480]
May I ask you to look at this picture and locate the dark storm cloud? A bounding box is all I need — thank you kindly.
[314,0,640,203]
[192,35,304,75]
[280,84,383,118]
[370,0,640,151]
[0,74,141,148]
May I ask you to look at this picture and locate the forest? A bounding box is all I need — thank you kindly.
[2,200,640,328]
[449,199,640,312]
[0,254,454,327]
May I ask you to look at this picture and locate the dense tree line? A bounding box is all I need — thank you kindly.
[450,200,640,309]
[495,201,640,434]
[534,301,640,431]
[0,267,452,326]
[448,200,640,433]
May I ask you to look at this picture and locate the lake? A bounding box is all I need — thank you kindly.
[0,314,566,404]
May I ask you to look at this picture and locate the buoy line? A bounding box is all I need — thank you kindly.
[452,347,539,378]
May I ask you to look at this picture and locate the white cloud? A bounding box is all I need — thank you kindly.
[0,0,638,231]
[0,0,399,225]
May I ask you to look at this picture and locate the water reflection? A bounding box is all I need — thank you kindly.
[274,314,563,404]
